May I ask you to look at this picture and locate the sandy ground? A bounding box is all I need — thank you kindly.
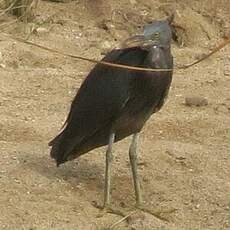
[0,0,230,229]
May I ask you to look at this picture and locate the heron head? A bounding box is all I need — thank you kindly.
[122,15,174,49]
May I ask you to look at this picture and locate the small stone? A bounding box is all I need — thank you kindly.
[206,79,217,84]
[111,29,130,41]
[99,41,114,55]
[0,63,6,68]
[185,96,208,107]
[35,27,49,35]
[119,201,126,208]
[143,176,149,182]
[0,52,5,68]
[130,0,137,4]
[0,51,3,62]
[137,161,148,167]
[224,65,230,76]
[91,200,100,209]
[97,20,109,31]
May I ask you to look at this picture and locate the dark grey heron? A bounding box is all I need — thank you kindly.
[49,16,174,216]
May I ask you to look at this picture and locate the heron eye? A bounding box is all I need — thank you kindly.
[152,32,160,39]
[155,32,160,37]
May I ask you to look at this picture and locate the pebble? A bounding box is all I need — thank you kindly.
[35,27,49,35]
[110,29,130,41]
[224,64,230,76]
[0,63,6,68]
[99,41,114,54]
[0,51,3,62]
[0,52,5,68]
[185,96,208,107]
[130,0,137,4]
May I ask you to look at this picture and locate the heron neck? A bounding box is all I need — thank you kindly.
[147,45,172,69]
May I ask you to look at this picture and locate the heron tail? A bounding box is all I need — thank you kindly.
[49,131,73,166]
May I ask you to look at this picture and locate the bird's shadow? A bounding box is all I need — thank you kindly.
[19,150,105,196]
[18,146,134,207]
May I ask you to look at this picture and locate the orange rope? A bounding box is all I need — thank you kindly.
[180,38,230,69]
[1,32,230,72]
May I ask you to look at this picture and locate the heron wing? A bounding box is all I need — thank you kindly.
[49,47,148,164]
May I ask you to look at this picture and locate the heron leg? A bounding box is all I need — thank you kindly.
[95,132,176,221]
[95,132,130,218]
[104,132,115,207]
[128,133,177,221]
[129,133,142,206]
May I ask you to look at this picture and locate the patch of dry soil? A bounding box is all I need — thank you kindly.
[0,0,229,229]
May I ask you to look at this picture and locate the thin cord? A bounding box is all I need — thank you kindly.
[1,32,229,72]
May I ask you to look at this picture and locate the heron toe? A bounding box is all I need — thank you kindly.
[136,203,177,221]
[94,202,128,218]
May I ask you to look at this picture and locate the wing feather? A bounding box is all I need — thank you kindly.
[49,47,148,164]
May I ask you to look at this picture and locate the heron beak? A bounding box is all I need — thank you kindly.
[121,35,159,49]
[121,35,146,48]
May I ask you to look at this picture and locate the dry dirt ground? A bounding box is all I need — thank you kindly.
[0,0,230,229]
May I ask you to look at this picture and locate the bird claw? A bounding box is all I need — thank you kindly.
[92,201,128,218]
[136,204,177,222]
[92,200,177,221]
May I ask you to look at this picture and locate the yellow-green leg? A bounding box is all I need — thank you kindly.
[129,133,142,206]
[95,132,176,221]
[129,133,176,221]
[104,132,115,207]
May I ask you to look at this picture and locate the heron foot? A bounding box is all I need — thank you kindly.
[135,203,177,222]
[92,201,128,218]
[92,201,176,221]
